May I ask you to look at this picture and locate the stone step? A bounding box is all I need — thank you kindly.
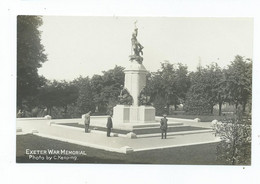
[52,123,214,139]
[137,129,215,138]
[133,124,186,130]
[57,123,211,136]
[131,122,183,128]
[132,126,210,135]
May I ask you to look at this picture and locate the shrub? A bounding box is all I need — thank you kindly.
[213,111,251,165]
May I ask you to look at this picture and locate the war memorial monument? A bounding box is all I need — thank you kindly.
[113,23,156,125]
[16,20,224,164]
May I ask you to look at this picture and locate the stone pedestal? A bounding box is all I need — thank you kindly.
[113,105,130,123]
[113,105,155,124]
[124,61,147,106]
[138,106,156,123]
[113,61,156,124]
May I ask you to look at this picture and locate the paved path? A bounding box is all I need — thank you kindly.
[17,119,220,153]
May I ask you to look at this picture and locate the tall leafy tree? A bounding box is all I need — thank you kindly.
[38,80,61,116]
[73,77,95,115]
[148,61,190,114]
[202,63,225,114]
[90,74,104,112]
[184,63,226,115]
[225,55,252,112]
[160,61,176,113]
[17,16,47,110]
[38,80,78,116]
[57,81,78,116]
[98,65,125,113]
[184,67,212,115]
[174,63,190,109]
[147,70,167,114]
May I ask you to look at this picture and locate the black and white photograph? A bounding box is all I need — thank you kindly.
[1,0,260,184]
[16,16,253,165]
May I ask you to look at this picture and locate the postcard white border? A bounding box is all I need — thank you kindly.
[1,0,260,184]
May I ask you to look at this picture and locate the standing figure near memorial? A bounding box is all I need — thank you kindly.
[106,113,113,137]
[84,111,91,133]
[160,114,168,139]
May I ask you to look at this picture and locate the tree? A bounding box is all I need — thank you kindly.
[160,61,176,113]
[201,63,225,115]
[17,16,47,111]
[146,70,167,115]
[73,77,95,115]
[56,81,78,116]
[38,80,61,116]
[184,66,212,115]
[90,74,104,112]
[173,63,190,109]
[96,65,125,114]
[37,80,78,117]
[148,61,190,114]
[184,63,226,115]
[224,55,252,112]
[153,94,167,116]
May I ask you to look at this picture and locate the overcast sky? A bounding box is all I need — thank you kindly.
[38,16,253,81]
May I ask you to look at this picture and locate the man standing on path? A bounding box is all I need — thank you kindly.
[106,113,113,137]
[84,111,91,133]
[160,114,168,139]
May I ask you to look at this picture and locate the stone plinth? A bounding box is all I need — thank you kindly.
[138,106,156,123]
[113,105,155,124]
[113,105,130,123]
[124,61,147,106]
[113,60,156,124]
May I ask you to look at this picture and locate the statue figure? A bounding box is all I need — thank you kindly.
[138,87,152,106]
[118,85,133,105]
[129,21,144,64]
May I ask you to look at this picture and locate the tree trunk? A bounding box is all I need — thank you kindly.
[17,98,23,111]
[242,101,247,112]
[166,104,170,115]
[63,105,68,118]
[231,137,237,165]
[218,101,222,116]
[174,104,178,111]
[47,107,52,116]
[210,105,214,114]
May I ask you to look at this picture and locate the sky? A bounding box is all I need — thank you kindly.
[38,16,253,81]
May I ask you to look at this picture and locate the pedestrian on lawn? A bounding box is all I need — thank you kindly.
[84,111,91,133]
[160,114,168,139]
[106,113,113,137]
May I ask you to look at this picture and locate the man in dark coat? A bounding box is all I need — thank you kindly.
[106,114,113,137]
[84,111,91,133]
[160,114,168,139]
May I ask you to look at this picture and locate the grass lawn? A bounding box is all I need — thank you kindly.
[17,134,225,165]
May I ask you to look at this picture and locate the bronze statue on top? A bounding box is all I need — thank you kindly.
[129,21,144,64]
